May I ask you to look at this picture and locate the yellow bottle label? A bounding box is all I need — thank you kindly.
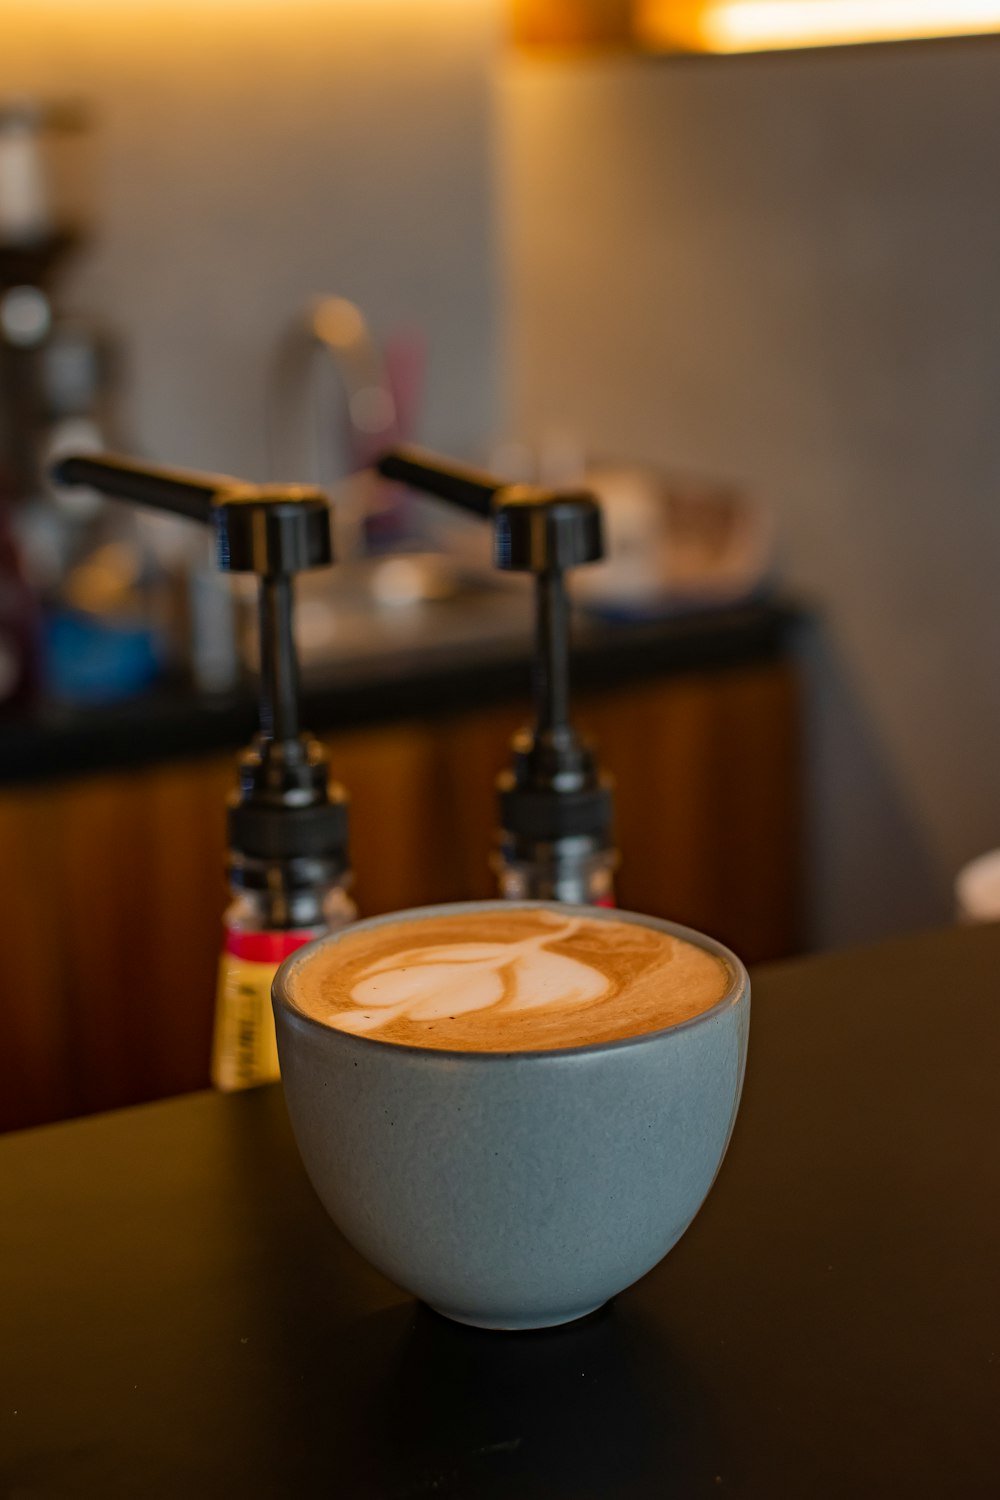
[211,954,283,1092]
[210,919,354,1093]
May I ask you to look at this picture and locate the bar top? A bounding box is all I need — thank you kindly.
[0,598,799,785]
[2,920,998,1497]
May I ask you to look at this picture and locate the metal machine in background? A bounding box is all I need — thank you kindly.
[0,100,160,709]
[0,102,91,711]
[0,100,109,516]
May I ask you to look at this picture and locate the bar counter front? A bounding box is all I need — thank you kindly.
[2,921,998,1498]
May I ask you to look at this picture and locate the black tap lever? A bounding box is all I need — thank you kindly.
[377,446,499,519]
[377,445,617,904]
[54,453,221,524]
[53,452,348,912]
[377,443,602,748]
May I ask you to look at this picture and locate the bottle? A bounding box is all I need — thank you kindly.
[213,879,355,1092]
[53,451,357,1090]
[493,838,618,907]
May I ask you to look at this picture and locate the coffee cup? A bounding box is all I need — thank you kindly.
[272,901,750,1331]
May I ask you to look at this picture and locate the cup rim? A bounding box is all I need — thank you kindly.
[272,901,749,1063]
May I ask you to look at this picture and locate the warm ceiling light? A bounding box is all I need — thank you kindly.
[636,0,1000,52]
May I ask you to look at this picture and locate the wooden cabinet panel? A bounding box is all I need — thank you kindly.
[579,663,801,960]
[325,722,450,915]
[0,763,232,1131]
[0,662,799,1132]
[0,788,74,1129]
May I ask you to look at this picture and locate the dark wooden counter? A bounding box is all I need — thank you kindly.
[0,599,797,785]
[2,921,998,1498]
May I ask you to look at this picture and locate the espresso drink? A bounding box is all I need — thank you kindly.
[289,908,729,1053]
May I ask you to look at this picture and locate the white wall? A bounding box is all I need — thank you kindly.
[501,39,1000,946]
[2,0,500,475]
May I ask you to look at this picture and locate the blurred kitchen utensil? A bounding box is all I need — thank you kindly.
[267,295,425,559]
[574,464,775,617]
[431,431,776,615]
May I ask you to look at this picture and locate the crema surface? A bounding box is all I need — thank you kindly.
[288,908,730,1052]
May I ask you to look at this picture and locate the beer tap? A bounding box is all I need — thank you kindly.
[377,446,618,905]
[53,451,356,1087]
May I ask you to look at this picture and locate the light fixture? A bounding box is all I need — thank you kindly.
[638,0,1000,52]
[513,0,1000,52]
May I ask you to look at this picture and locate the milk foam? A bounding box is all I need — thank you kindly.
[338,918,606,1035]
[289,908,731,1054]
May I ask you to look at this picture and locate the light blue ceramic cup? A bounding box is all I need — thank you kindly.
[273,901,749,1331]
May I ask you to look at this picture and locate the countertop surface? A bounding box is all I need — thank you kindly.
[0,597,799,785]
[2,920,998,1498]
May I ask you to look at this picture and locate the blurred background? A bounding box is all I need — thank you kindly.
[3,0,1000,1130]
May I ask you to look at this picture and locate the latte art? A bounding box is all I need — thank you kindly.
[289,908,730,1053]
[340,918,607,1035]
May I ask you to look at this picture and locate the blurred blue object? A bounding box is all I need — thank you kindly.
[43,609,163,705]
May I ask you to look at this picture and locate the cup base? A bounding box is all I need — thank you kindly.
[427,1300,608,1332]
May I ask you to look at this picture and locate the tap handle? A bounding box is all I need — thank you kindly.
[53,451,333,576]
[53,453,220,525]
[53,450,349,875]
[376,445,499,518]
[493,487,603,574]
[377,444,603,573]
